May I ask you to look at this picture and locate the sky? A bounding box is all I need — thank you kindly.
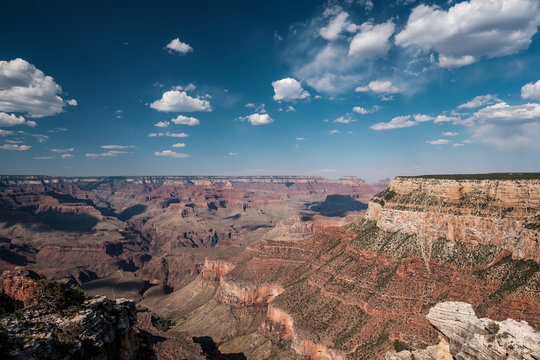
[0,0,539,182]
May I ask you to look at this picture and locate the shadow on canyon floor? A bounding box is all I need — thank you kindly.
[309,194,368,217]
[192,336,246,360]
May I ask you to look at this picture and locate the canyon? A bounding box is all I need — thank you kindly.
[0,174,539,359]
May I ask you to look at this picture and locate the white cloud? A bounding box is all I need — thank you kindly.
[272,78,310,101]
[521,79,540,100]
[333,115,356,123]
[458,94,501,109]
[165,38,193,55]
[148,132,189,138]
[0,144,30,150]
[239,113,273,126]
[320,11,359,41]
[172,143,186,148]
[86,150,130,158]
[0,112,25,127]
[327,129,341,135]
[154,150,190,158]
[442,131,459,136]
[0,129,14,136]
[154,121,169,128]
[26,120,36,127]
[426,139,450,145]
[171,115,200,126]
[150,90,211,112]
[61,153,73,159]
[0,58,68,118]
[67,99,77,106]
[355,80,400,94]
[353,105,380,114]
[51,148,74,153]
[413,114,434,122]
[434,115,459,123]
[173,83,196,92]
[395,0,540,68]
[370,115,416,130]
[473,102,540,124]
[228,152,237,156]
[295,137,305,141]
[286,106,296,112]
[245,103,255,108]
[348,21,395,58]
[452,143,465,147]
[101,145,135,149]
[470,102,540,149]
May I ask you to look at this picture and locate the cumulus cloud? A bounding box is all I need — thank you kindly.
[0,144,30,150]
[172,143,186,148]
[521,79,540,100]
[153,150,190,158]
[426,139,451,145]
[370,115,416,130]
[101,145,135,149]
[348,21,395,58]
[353,105,380,114]
[395,0,540,68]
[355,80,400,94]
[165,38,193,55]
[148,132,188,138]
[470,102,540,149]
[442,131,459,136]
[0,112,26,127]
[327,129,341,135]
[171,115,200,126]
[272,78,310,101]
[286,106,296,112]
[0,129,14,136]
[239,113,273,126]
[150,90,211,112]
[458,94,501,109]
[61,153,73,159]
[0,58,69,118]
[413,114,434,122]
[66,99,77,106]
[154,121,169,128]
[333,115,356,123]
[320,11,359,41]
[86,150,130,158]
[433,115,460,123]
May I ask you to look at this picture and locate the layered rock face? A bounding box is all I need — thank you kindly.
[366,176,540,261]
[150,175,539,359]
[1,295,138,360]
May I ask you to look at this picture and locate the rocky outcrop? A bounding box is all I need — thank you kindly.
[0,295,138,360]
[366,176,540,262]
[426,301,540,360]
[0,267,41,303]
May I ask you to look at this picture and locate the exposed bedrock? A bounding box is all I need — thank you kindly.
[366,177,540,262]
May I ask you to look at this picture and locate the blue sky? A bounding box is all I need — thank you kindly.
[0,0,539,182]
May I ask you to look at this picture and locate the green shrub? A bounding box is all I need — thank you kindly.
[486,321,500,334]
[151,314,175,332]
[28,279,85,313]
[393,339,409,352]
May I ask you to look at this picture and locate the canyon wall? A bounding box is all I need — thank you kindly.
[155,175,539,359]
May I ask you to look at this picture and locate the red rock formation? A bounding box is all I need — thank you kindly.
[0,267,41,303]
